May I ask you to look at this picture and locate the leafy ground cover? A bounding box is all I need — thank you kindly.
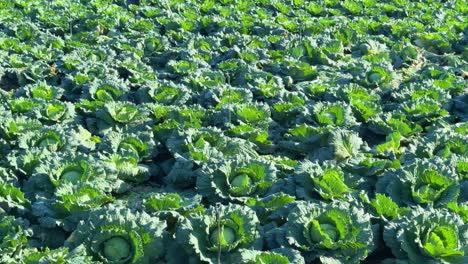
[0,0,467,263]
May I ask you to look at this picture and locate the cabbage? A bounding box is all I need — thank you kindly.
[384,207,468,263]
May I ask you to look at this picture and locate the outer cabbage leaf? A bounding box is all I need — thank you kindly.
[82,77,130,102]
[235,248,305,264]
[358,192,409,221]
[270,93,307,126]
[0,167,29,213]
[368,112,423,137]
[152,104,208,142]
[101,149,157,184]
[162,155,199,188]
[98,129,158,161]
[126,190,204,232]
[227,124,274,152]
[403,129,467,160]
[280,124,331,154]
[344,155,401,178]
[166,128,258,163]
[312,102,356,128]
[31,181,114,231]
[336,83,382,122]
[328,129,364,161]
[399,98,449,125]
[0,215,32,263]
[17,246,98,264]
[305,129,366,162]
[0,115,43,143]
[14,81,63,101]
[245,193,296,225]
[294,160,352,201]
[17,125,97,153]
[199,86,253,110]
[88,101,150,134]
[138,81,191,105]
[215,103,271,127]
[0,181,30,213]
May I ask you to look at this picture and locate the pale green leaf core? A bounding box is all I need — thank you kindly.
[209,226,236,247]
[38,137,58,147]
[61,170,82,183]
[231,174,251,189]
[103,236,131,261]
[423,225,463,257]
[310,221,338,243]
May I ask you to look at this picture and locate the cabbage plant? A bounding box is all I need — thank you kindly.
[172,204,261,264]
[235,248,305,264]
[377,158,460,208]
[197,158,278,203]
[65,204,167,264]
[268,201,375,263]
[384,206,468,263]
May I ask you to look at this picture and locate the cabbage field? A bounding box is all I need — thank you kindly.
[0,0,467,263]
